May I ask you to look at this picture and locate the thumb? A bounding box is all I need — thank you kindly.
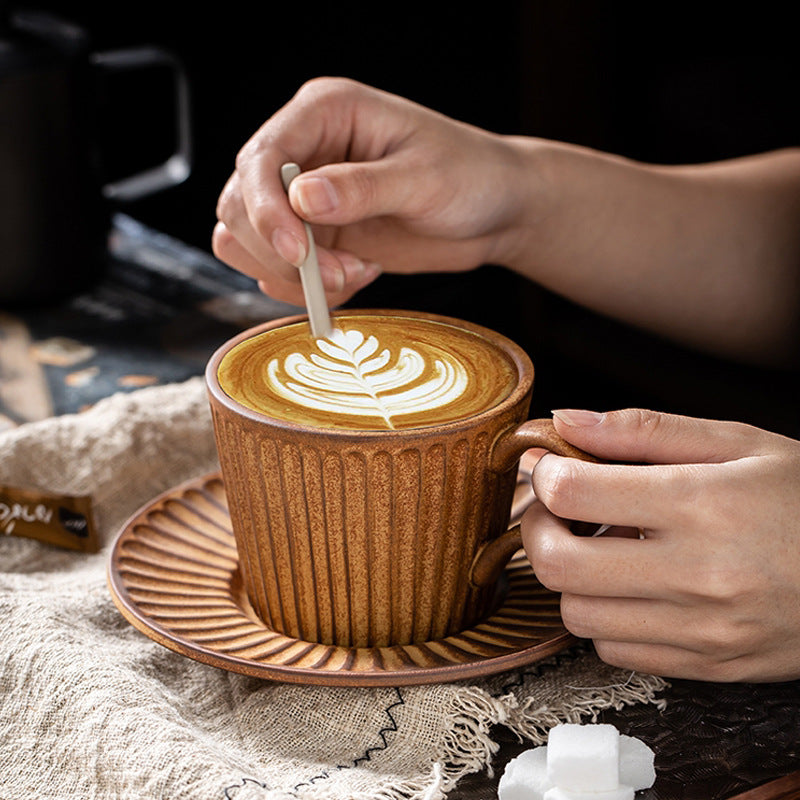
[289,158,418,226]
[550,407,765,464]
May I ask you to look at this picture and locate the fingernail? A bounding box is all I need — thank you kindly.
[360,261,382,283]
[552,408,605,426]
[294,176,339,217]
[319,263,346,293]
[340,254,381,287]
[271,228,306,267]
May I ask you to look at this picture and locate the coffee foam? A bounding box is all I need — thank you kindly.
[218,314,517,430]
[268,327,468,428]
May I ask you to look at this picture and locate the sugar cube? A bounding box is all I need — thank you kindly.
[497,725,657,800]
[497,745,552,800]
[543,786,634,800]
[619,734,656,790]
[546,723,620,792]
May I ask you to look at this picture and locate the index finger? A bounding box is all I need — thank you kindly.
[233,78,403,249]
[531,452,719,532]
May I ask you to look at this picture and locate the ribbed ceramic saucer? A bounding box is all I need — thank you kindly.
[107,472,574,686]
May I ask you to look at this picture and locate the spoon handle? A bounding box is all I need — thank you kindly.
[280,162,333,339]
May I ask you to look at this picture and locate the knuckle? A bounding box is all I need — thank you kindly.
[342,163,380,211]
[700,567,739,603]
[215,180,235,221]
[697,560,754,603]
[525,532,568,592]
[559,594,594,639]
[698,616,749,657]
[592,640,629,670]
[624,407,669,443]
[592,641,673,677]
[234,137,259,172]
[210,224,232,261]
[690,654,749,682]
[719,659,759,682]
[295,76,360,107]
[255,276,285,300]
[233,145,247,172]
[532,555,567,593]
[215,196,227,223]
[249,205,273,241]
[533,457,582,518]
[658,464,711,528]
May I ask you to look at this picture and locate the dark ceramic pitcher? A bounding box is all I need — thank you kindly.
[0,7,191,305]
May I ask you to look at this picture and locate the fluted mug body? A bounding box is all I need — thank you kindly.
[206,310,581,648]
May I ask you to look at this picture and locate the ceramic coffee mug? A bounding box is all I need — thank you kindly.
[206,309,592,648]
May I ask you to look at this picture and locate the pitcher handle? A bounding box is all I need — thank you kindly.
[92,46,192,201]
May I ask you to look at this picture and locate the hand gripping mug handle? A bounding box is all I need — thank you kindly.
[469,418,599,589]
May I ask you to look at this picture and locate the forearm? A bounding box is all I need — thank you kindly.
[497,140,800,365]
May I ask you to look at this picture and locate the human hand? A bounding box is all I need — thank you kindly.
[213,77,525,306]
[521,407,800,682]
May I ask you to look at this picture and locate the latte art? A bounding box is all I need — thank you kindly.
[217,314,518,430]
[268,328,467,428]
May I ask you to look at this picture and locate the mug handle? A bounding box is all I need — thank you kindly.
[469,418,599,588]
[90,46,192,201]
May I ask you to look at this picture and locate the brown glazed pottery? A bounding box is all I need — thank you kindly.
[107,471,575,686]
[205,309,590,650]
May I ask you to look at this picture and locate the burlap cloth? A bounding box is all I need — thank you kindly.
[0,378,667,800]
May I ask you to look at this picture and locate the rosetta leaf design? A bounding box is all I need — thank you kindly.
[266,328,467,428]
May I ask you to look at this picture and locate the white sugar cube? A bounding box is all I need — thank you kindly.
[546,723,620,791]
[619,734,656,790]
[543,786,634,800]
[498,745,552,800]
[498,725,656,800]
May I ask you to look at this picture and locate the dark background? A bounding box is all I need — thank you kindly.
[8,1,800,435]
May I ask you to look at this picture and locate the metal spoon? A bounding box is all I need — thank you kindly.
[280,162,333,339]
